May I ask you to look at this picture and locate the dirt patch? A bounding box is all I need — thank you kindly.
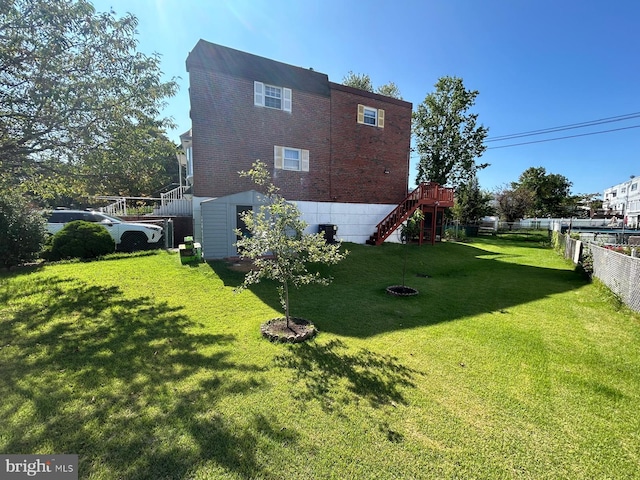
[386,285,419,296]
[226,258,254,272]
[261,317,317,343]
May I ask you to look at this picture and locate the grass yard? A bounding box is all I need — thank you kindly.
[1,232,639,479]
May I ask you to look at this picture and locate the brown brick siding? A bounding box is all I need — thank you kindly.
[328,87,411,204]
[189,67,411,204]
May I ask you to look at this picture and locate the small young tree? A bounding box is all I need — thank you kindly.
[399,209,424,288]
[452,175,495,226]
[235,161,347,332]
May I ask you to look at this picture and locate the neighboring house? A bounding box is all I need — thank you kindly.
[603,176,639,229]
[183,40,449,259]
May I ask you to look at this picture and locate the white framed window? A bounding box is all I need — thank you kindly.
[284,148,300,170]
[357,104,385,128]
[254,81,292,112]
[363,107,377,125]
[632,183,638,191]
[264,85,281,109]
[274,145,309,171]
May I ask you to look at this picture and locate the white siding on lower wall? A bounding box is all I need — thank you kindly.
[293,201,402,244]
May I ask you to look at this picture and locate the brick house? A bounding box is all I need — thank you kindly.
[183,40,448,258]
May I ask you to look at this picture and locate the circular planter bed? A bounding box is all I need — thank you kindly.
[386,285,419,296]
[261,317,317,343]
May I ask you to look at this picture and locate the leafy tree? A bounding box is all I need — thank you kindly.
[0,191,47,268]
[513,167,572,217]
[0,0,178,200]
[235,161,348,328]
[413,76,489,190]
[342,71,403,99]
[495,185,534,224]
[572,193,603,218]
[375,81,403,99]
[342,71,374,92]
[80,118,179,198]
[452,175,495,225]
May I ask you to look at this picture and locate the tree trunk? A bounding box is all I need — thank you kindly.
[283,280,290,328]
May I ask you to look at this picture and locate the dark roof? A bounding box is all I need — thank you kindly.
[187,40,330,97]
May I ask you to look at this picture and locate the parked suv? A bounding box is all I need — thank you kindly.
[45,209,164,252]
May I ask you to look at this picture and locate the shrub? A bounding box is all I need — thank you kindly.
[443,227,467,242]
[0,192,47,268]
[577,250,593,279]
[46,221,115,261]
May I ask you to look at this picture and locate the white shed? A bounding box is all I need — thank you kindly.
[200,190,266,259]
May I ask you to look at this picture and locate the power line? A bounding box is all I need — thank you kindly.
[486,112,640,142]
[486,124,640,150]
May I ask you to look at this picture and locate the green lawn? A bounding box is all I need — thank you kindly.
[1,233,639,479]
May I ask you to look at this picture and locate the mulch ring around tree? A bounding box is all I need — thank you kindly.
[386,285,419,296]
[261,317,317,343]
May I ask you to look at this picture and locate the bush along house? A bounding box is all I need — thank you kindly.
[181,40,452,259]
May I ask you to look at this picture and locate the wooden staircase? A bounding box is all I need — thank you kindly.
[366,183,454,245]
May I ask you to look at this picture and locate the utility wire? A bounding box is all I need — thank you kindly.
[486,124,640,150]
[486,112,640,142]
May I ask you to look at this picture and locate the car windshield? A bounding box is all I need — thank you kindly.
[98,213,123,223]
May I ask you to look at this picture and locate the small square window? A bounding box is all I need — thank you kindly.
[632,183,638,191]
[275,145,309,172]
[255,81,292,112]
[357,104,384,128]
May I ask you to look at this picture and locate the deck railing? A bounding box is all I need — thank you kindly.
[368,183,454,245]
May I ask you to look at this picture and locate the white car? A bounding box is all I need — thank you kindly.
[46,209,164,252]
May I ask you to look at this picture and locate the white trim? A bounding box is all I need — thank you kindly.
[254,81,264,106]
[283,88,292,112]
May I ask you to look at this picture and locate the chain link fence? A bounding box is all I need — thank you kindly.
[590,245,640,312]
[554,232,640,312]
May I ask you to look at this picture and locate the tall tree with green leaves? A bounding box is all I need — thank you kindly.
[413,76,488,190]
[235,161,348,330]
[514,167,573,217]
[0,0,178,200]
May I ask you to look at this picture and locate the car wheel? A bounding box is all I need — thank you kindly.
[119,232,147,252]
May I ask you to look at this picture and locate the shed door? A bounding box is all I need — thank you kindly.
[236,205,253,241]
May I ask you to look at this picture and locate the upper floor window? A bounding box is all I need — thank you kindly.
[274,145,309,172]
[632,183,638,191]
[254,81,292,112]
[357,104,385,128]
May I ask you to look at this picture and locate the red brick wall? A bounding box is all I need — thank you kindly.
[329,85,411,204]
[190,69,411,204]
[190,68,331,201]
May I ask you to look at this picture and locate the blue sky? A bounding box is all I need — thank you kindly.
[91,0,639,196]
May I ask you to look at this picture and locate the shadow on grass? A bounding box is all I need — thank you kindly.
[274,339,423,412]
[210,241,587,338]
[0,275,283,479]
